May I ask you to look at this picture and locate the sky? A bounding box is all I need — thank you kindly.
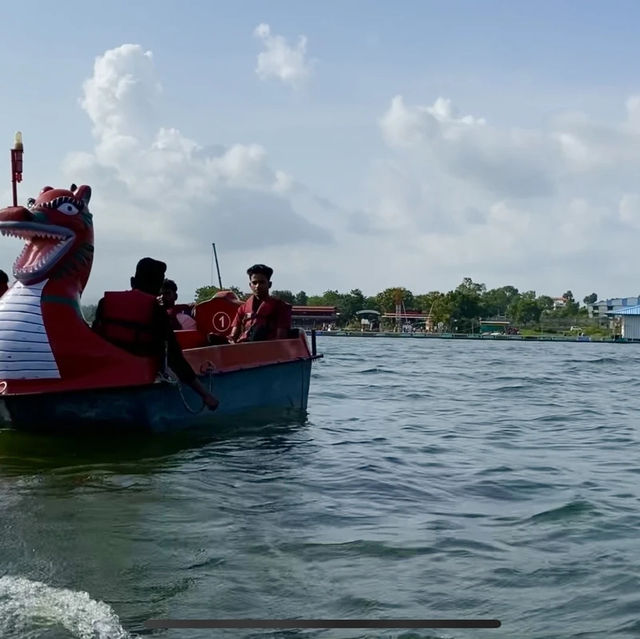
[1,0,640,304]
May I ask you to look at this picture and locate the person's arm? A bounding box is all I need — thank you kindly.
[159,307,219,410]
[228,305,244,343]
[274,302,292,339]
[188,378,219,410]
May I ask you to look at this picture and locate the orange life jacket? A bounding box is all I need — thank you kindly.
[235,296,291,342]
[98,290,160,356]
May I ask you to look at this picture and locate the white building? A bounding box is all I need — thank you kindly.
[610,305,640,340]
[587,296,640,322]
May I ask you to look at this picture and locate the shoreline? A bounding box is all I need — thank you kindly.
[312,330,632,343]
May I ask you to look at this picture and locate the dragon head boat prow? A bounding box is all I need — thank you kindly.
[0,182,160,394]
[0,184,93,292]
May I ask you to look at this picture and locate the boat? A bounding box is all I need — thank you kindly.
[0,134,321,433]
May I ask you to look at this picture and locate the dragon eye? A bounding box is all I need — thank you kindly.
[58,202,79,216]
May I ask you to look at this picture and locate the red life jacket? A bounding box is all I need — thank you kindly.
[235,295,291,342]
[97,290,160,356]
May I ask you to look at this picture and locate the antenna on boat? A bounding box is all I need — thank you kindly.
[211,242,223,289]
[10,131,23,206]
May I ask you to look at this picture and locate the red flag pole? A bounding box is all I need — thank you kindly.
[10,131,23,206]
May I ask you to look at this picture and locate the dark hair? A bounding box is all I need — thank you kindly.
[247,264,273,280]
[0,269,8,285]
[131,257,166,295]
[162,278,177,293]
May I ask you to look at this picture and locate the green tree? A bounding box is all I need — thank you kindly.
[414,292,451,328]
[562,290,580,314]
[195,285,219,303]
[481,285,519,317]
[415,291,441,313]
[457,277,486,296]
[362,296,380,311]
[375,287,415,313]
[194,285,245,303]
[294,290,308,305]
[509,297,542,324]
[338,289,366,325]
[448,278,485,330]
[319,290,342,306]
[536,295,555,312]
[271,289,295,303]
[583,292,598,305]
[82,304,97,323]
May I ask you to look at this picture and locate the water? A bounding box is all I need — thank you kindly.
[1,336,639,638]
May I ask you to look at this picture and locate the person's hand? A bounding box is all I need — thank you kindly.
[203,392,219,411]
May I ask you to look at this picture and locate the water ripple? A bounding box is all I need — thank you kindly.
[2,337,640,638]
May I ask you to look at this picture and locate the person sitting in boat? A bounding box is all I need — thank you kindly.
[228,263,292,343]
[92,257,219,411]
[0,269,8,297]
[159,278,197,331]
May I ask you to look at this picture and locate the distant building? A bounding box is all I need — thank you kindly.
[291,306,337,330]
[609,304,640,340]
[479,319,510,334]
[552,297,567,310]
[587,296,640,323]
[381,309,430,331]
[356,309,381,331]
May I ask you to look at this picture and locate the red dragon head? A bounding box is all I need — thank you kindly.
[0,183,163,394]
[0,184,93,293]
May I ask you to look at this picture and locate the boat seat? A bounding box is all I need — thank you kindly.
[194,293,242,340]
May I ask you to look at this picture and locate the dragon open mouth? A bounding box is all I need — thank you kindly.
[0,222,75,284]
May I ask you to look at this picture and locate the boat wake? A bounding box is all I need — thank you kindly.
[0,576,132,639]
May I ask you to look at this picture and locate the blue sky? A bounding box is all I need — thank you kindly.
[2,0,640,303]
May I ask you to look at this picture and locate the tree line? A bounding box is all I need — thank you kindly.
[194,279,603,332]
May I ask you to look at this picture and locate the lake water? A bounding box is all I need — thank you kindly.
[1,336,639,639]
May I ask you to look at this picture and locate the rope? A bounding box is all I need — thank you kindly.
[175,375,206,415]
[157,358,216,416]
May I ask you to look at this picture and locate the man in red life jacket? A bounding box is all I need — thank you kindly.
[92,258,219,410]
[228,264,292,343]
[0,269,8,297]
[159,278,197,331]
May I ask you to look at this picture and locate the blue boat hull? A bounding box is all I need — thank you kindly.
[0,358,312,434]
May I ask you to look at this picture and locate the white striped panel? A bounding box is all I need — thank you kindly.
[0,321,46,334]
[0,360,59,371]
[2,284,42,296]
[0,280,59,379]
[0,281,45,300]
[0,368,60,379]
[0,297,41,309]
[0,311,46,325]
[0,330,51,343]
[0,341,54,352]
[1,351,57,362]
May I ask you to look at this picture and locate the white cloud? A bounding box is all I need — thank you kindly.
[619,194,640,229]
[5,41,640,306]
[369,93,640,298]
[57,44,332,302]
[81,44,161,142]
[253,23,311,87]
[380,95,485,148]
